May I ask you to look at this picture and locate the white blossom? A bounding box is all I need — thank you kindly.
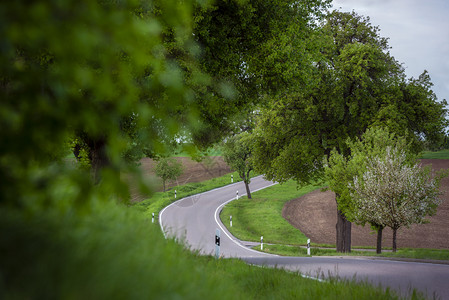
[349,146,444,237]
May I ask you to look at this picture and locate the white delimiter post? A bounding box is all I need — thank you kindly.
[175,190,177,199]
[307,239,311,256]
[230,215,233,227]
[152,212,155,224]
[236,190,239,200]
[261,236,264,250]
[231,174,233,183]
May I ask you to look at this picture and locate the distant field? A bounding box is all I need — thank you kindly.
[172,145,223,157]
[420,149,449,159]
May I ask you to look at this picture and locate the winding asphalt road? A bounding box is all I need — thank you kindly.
[160,176,449,299]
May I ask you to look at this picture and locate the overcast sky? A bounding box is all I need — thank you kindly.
[331,0,449,102]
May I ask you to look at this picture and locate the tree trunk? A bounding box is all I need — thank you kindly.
[376,226,383,254]
[336,208,351,253]
[79,133,110,184]
[88,136,110,184]
[392,228,398,252]
[335,193,351,253]
[244,181,252,199]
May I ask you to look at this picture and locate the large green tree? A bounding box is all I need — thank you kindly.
[192,0,331,125]
[251,10,447,252]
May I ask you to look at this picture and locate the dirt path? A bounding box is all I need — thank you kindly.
[283,159,449,249]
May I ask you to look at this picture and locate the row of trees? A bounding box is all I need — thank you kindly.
[221,10,447,252]
[223,126,446,253]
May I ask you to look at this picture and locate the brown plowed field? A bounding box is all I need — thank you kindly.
[283,159,449,249]
[128,156,232,202]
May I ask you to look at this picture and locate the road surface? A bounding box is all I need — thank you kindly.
[160,176,449,299]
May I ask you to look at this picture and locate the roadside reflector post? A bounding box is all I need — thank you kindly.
[215,229,221,259]
[152,212,155,224]
[230,215,232,227]
[307,239,311,256]
[175,190,177,199]
[231,174,233,183]
[261,236,264,250]
[236,190,239,200]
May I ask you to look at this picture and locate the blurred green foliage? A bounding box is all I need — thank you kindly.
[1,0,201,205]
[0,0,242,297]
[0,0,417,298]
[0,200,232,299]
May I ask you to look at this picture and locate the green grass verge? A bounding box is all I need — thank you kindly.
[220,181,325,245]
[420,149,449,159]
[255,244,370,257]
[256,244,449,261]
[380,248,449,260]
[134,171,246,218]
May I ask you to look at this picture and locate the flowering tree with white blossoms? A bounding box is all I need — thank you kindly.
[350,146,446,252]
[325,127,413,253]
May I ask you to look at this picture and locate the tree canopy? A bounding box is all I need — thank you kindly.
[251,10,448,252]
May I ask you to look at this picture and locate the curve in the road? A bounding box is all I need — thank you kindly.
[159,176,449,299]
[160,176,276,257]
[213,181,278,257]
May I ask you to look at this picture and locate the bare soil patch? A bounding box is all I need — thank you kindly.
[128,156,232,202]
[283,159,449,249]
